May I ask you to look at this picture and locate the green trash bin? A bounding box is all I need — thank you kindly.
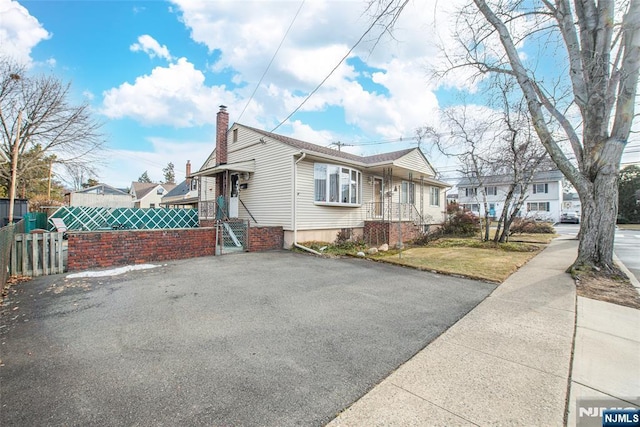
[23,212,48,233]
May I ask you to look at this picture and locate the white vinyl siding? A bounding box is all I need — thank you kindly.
[224,128,299,228]
[295,160,367,230]
[464,187,478,197]
[532,183,548,194]
[392,150,435,176]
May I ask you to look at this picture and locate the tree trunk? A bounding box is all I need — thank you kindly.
[572,171,618,272]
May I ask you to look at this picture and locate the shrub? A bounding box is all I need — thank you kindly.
[509,218,555,234]
[333,230,366,251]
[442,203,480,236]
[412,226,444,245]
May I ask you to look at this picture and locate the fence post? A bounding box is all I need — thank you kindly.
[56,232,63,274]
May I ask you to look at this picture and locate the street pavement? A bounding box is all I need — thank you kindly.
[613,228,640,287]
[0,251,495,427]
[555,223,640,288]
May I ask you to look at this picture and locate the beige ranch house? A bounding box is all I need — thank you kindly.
[194,106,450,249]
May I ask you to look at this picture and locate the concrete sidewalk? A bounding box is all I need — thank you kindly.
[328,237,640,426]
[567,297,640,426]
[328,238,578,426]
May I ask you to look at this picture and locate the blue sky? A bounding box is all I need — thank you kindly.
[2,0,638,188]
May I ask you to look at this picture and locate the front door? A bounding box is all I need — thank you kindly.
[373,177,383,217]
[229,173,239,218]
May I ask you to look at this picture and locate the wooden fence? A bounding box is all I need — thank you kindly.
[10,232,65,276]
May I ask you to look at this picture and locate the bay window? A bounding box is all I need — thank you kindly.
[314,163,361,205]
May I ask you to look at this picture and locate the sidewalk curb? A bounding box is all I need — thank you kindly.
[613,252,640,295]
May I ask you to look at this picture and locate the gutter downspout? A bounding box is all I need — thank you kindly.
[293,152,322,255]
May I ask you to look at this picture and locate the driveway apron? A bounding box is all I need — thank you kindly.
[0,251,495,426]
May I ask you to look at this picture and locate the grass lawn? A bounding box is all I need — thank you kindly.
[617,224,640,230]
[298,233,556,283]
[371,235,555,283]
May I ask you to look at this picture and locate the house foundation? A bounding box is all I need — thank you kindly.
[363,221,422,247]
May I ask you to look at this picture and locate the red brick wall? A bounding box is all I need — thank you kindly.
[249,226,283,251]
[199,220,216,228]
[216,106,229,164]
[363,221,421,247]
[67,228,216,271]
[67,225,284,271]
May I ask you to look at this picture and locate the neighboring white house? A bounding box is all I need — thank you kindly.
[193,106,450,248]
[457,170,565,223]
[66,184,133,208]
[130,182,177,208]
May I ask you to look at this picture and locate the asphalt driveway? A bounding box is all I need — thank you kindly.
[0,251,495,426]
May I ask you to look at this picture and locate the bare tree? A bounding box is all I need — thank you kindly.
[491,79,552,242]
[0,57,104,217]
[434,104,500,241]
[368,0,640,273]
[60,162,99,191]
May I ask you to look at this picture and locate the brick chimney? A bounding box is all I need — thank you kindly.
[216,105,229,165]
[185,160,191,186]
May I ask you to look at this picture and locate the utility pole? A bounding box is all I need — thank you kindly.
[8,110,22,224]
[331,141,352,152]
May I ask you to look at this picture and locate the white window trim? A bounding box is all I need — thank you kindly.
[533,183,548,194]
[314,163,362,207]
[430,187,440,207]
[401,181,416,204]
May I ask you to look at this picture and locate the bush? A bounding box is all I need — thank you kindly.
[442,203,480,236]
[509,218,555,234]
[412,226,444,245]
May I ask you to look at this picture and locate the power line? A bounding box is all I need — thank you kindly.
[270,1,396,132]
[236,0,305,125]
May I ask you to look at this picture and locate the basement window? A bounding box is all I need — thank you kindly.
[314,163,361,206]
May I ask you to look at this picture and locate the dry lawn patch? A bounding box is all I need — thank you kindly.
[574,272,640,309]
[376,240,543,283]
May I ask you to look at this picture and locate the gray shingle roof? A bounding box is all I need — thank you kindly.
[131,182,177,199]
[239,124,416,165]
[74,183,128,196]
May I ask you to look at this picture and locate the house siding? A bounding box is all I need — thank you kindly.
[458,178,563,222]
[197,124,449,246]
[229,129,298,228]
[69,193,133,208]
[392,150,435,176]
[295,159,367,230]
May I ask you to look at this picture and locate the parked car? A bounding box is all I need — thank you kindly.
[560,212,580,224]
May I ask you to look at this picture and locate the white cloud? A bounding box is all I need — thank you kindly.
[101,58,238,127]
[82,90,95,100]
[130,34,172,61]
[163,0,463,140]
[0,0,50,65]
[105,0,477,151]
